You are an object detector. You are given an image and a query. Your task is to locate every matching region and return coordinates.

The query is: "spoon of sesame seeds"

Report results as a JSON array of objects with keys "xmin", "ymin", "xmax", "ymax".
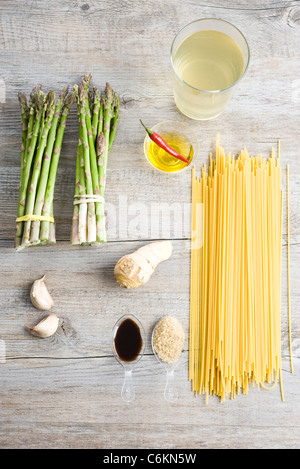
[{"xmin": 151, "ymin": 316, "xmax": 185, "ymax": 403}]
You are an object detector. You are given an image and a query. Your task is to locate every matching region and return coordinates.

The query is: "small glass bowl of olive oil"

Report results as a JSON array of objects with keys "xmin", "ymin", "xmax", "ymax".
[{"xmin": 143, "ymin": 121, "xmax": 198, "ymax": 174}]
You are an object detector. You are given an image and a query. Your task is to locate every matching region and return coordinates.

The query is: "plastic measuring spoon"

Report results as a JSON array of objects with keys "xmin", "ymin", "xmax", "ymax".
[
  {"xmin": 112, "ymin": 314, "xmax": 145, "ymax": 403},
  {"xmin": 151, "ymin": 321, "xmax": 182, "ymax": 403}
]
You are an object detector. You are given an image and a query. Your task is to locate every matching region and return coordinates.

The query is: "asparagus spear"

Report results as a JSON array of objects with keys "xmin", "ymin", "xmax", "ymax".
[
  {"xmin": 97, "ymin": 97, "xmax": 104, "ymax": 140},
  {"xmin": 76, "ymin": 81, "xmax": 97, "ymax": 243},
  {"xmin": 48, "ymin": 200, "xmax": 56, "ymax": 244},
  {"xmin": 21, "ymin": 89, "xmax": 36, "ymax": 177},
  {"xmin": 24, "ymin": 85, "xmax": 42, "ymax": 145},
  {"xmin": 81, "ymin": 75, "xmax": 104, "ymax": 243},
  {"xmin": 78, "ymin": 141, "xmax": 88, "ymax": 244},
  {"xmin": 101, "ymin": 83, "xmax": 115, "ymax": 178},
  {"xmin": 109, "ymin": 91, "xmax": 120, "ymax": 150},
  {"xmin": 18, "ymin": 90, "xmax": 29, "ymax": 183},
  {"xmin": 91, "ymin": 88, "xmax": 101, "ymax": 142},
  {"xmin": 29, "ymin": 87, "xmax": 69, "ymax": 244},
  {"xmin": 95, "ymin": 83, "xmax": 115, "ymax": 242},
  {"xmin": 72, "ymin": 84, "xmax": 88, "ymax": 244},
  {"xmin": 71, "ymin": 141, "xmax": 81, "ymax": 245},
  {"xmin": 39, "ymin": 91, "xmax": 75, "ymax": 242},
  {"xmin": 37, "ymin": 91, "xmax": 47, "ymax": 149},
  {"xmin": 96, "ymin": 131, "xmax": 107, "ymax": 241},
  {"xmin": 15, "ymin": 91, "xmax": 43, "ymax": 248},
  {"xmin": 88, "ymin": 87, "xmax": 95, "ymax": 113},
  {"xmin": 15, "ymin": 88, "xmax": 39, "ymax": 247}
]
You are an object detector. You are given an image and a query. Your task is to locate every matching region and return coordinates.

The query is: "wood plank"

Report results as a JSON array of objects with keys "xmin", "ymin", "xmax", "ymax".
[
  {"xmin": 0, "ymin": 355, "xmax": 299, "ymax": 448},
  {"xmin": 0, "ymin": 0, "xmax": 299, "ymax": 450}
]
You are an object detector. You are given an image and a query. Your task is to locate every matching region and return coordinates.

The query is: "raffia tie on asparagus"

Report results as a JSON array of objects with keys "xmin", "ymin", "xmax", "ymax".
[
  {"xmin": 71, "ymin": 74, "xmax": 120, "ymax": 245},
  {"xmin": 15, "ymin": 85, "xmax": 75, "ymax": 250}
]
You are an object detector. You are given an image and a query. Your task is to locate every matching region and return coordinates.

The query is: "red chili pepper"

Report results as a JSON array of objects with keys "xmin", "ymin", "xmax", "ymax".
[{"xmin": 140, "ymin": 120, "xmax": 191, "ymax": 165}]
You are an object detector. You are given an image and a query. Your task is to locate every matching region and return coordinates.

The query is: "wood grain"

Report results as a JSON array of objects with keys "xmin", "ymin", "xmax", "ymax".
[{"xmin": 0, "ymin": 0, "xmax": 299, "ymax": 449}]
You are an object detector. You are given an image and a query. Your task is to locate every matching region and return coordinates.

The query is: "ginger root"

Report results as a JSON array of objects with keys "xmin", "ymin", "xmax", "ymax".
[{"xmin": 114, "ymin": 240, "xmax": 173, "ymax": 289}]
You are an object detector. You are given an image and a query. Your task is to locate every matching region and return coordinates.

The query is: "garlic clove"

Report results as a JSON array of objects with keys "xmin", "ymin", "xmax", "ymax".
[
  {"xmin": 25, "ymin": 314, "xmax": 59, "ymax": 339},
  {"xmin": 30, "ymin": 275, "xmax": 54, "ymax": 310}
]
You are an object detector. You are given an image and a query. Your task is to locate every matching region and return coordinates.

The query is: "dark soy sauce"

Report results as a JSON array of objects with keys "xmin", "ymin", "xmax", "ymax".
[{"xmin": 114, "ymin": 318, "xmax": 143, "ymax": 362}]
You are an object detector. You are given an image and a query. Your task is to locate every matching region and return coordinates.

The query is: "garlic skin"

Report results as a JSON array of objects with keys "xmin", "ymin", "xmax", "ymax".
[
  {"xmin": 30, "ymin": 275, "xmax": 54, "ymax": 310},
  {"xmin": 25, "ymin": 314, "xmax": 59, "ymax": 339}
]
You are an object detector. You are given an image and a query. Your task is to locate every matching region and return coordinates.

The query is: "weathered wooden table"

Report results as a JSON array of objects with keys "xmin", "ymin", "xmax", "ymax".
[{"xmin": 0, "ymin": 0, "xmax": 299, "ymax": 449}]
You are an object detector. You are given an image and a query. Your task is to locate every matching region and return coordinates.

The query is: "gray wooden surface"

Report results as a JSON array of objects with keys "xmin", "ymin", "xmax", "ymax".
[{"xmin": 0, "ymin": 0, "xmax": 299, "ymax": 449}]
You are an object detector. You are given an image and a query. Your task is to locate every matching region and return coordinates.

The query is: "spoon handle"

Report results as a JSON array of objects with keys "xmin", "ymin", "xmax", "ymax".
[
  {"xmin": 164, "ymin": 369, "xmax": 178, "ymax": 403},
  {"xmin": 121, "ymin": 369, "xmax": 135, "ymax": 403}
]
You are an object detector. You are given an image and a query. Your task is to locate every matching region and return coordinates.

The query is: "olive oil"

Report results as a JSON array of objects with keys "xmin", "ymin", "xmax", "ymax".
[
  {"xmin": 148, "ymin": 132, "xmax": 193, "ymax": 172},
  {"xmin": 174, "ymin": 30, "xmax": 245, "ymax": 91}
]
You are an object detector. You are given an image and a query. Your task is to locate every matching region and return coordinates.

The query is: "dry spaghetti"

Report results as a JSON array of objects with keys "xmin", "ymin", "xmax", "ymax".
[{"xmin": 190, "ymin": 139, "xmax": 284, "ymax": 402}]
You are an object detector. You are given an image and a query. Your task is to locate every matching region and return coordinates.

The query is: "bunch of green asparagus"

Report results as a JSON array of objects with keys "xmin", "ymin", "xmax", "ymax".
[
  {"xmin": 71, "ymin": 74, "xmax": 120, "ymax": 245},
  {"xmin": 15, "ymin": 85, "xmax": 75, "ymax": 250}
]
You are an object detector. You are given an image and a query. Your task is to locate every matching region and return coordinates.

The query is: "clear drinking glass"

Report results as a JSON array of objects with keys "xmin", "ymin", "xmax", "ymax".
[{"xmin": 170, "ymin": 18, "xmax": 250, "ymax": 120}]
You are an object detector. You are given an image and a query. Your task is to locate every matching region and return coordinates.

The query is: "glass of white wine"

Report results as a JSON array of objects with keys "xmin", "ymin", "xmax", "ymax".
[{"xmin": 170, "ymin": 18, "xmax": 250, "ymax": 120}]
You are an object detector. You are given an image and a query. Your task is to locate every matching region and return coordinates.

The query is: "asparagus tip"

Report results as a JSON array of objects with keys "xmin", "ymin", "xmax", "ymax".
[
  {"xmin": 45, "ymin": 90, "xmax": 56, "ymax": 118},
  {"xmin": 82, "ymin": 73, "xmax": 92, "ymax": 90},
  {"xmin": 59, "ymin": 86, "xmax": 69, "ymax": 101},
  {"xmin": 104, "ymin": 83, "xmax": 113, "ymax": 110},
  {"xmin": 46, "ymin": 90, "xmax": 56, "ymax": 104},
  {"xmin": 114, "ymin": 91, "xmax": 120, "ymax": 111},
  {"xmin": 105, "ymin": 82, "xmax": 113, "ymax": 95},
  {"xmin": 65, "ymin": 90, "xmax": 76, "ymax": 108},
  {"xmin": 18, "ymin": 90, "xmax": 28, "ymax": 108}
]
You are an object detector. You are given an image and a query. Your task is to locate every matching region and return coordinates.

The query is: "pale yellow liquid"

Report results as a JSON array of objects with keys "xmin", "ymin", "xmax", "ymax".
[{"xmin": 174, "ymin": 30, "xmax": 245, "ymax": 91}]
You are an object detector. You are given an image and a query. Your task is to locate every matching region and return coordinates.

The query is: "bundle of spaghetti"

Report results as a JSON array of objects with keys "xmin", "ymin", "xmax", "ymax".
[{"xmin": 190, "ymin": 140, "xmax": 283, "ymax": 402}]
